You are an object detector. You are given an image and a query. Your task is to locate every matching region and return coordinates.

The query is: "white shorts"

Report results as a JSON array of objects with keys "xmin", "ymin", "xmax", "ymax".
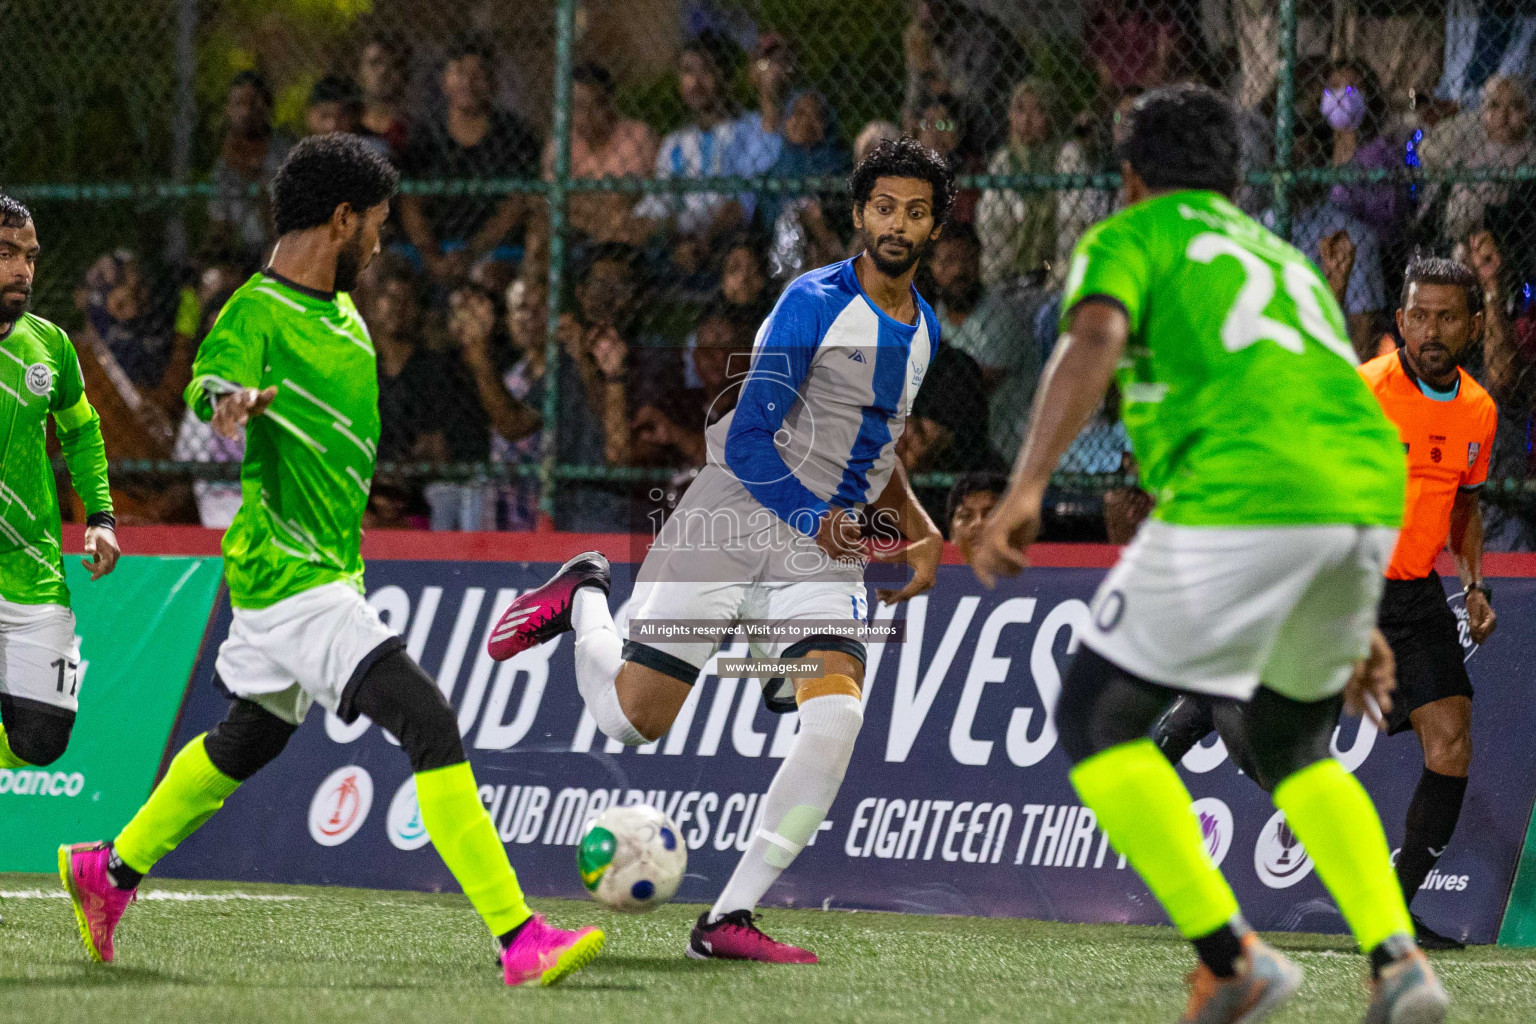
[
  {"xmin": 0, "ymin": 599, "xmax": 83, "ymax": 714},
  {"xmin": 215, "ymin": 582, "xmax": 403, "ymax": 725},
  {"xmin": 1082, "ymin": 521, "xmax": 1397, "ymax": 703},
  {"xmin": 625, "ymin": 466, "xmax": 868, "ymax": 710}
]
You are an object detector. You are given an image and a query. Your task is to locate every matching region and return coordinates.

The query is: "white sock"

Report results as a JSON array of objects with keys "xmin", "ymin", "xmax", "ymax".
[
  {"xmin": 572, "ymin": 587, "xmax": 646, "ymax": 746},
  {"xmin": 709, "ymin": 693, "xmax": 863, "ymax": 921}
]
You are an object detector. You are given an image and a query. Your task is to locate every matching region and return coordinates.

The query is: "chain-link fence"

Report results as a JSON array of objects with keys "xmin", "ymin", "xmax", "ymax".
[{"xmin": 9, "ymin": 0, "xmax": 1536, "ymax": 546}]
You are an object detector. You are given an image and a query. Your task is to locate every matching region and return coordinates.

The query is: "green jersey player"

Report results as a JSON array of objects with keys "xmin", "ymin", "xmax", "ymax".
[
  {"xmin": 59, "ymin": 135, "xmax": 604, "ymax": 987},
  {"xmin": 0, "ymin": 194, "xmax": 120, "ymax": 772},
  {"xmin": 972, "ymin": 87, "xmax": 1446, "ymax": 1024}
]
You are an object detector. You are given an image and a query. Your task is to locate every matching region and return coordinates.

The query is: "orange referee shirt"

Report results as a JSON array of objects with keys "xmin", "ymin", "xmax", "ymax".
[{"xmin": 1359, "ymin": 351, "xmax": 1498, "ymax": 580}]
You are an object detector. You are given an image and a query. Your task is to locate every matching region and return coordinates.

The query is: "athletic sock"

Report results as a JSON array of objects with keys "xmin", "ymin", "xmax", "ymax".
[
  {"xmin": 497, "ymin": 918, "xmax": 532, "ymax": 951},
  {"xmin": 571, "ymin": 587, "xmax": 645, "ymax": 746},
  {"xmin": 1069, "ymin": 738, "xmax": 1241, "ymax": 939},
  {"xmin": 105, "ymin": 845, "xmax": 145, "ymax": 891},
  {"xmin": 1272, "ymin": 759, "xmax": 1414, "ymax": 951},
  {"xmin": 113, "ymin": 734, "xmax": 240, "ymax": 877},
  {"xmin": 0, "ymin": 725, "xmax": 30, "ymax": 768},
  {"xmin": 709, "ymin": 685, "xmax": 863, "ymax": 921},
  {"xmin": 1395, "ymin": 768, "xmax": 1468, "ymax": 906},
  {"xmin": 415, "ymin": 761, "xmax": 532, "ymax": 936},
  {"xmin": 1192, "ymin": 921, "xmax": 1246, "ymax": 978}
]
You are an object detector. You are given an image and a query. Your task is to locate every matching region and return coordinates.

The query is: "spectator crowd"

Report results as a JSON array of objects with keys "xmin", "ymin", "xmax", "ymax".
[{"xmin": 69, "ymin": 0, "xmax": 1536, "ymax": 547}]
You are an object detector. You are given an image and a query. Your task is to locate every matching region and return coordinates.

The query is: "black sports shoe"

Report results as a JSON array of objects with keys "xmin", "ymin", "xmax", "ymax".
[
  {"xmin": 1412, "ymin": 915, "xmax": 1466, "ymax": 951},
  {"xmin": 686, "ymin": 909, "xmax": 818, "ymax": 963},
  {"xmin": 487, "ymin": 551, "xmax": 611, "ymax": 661}
]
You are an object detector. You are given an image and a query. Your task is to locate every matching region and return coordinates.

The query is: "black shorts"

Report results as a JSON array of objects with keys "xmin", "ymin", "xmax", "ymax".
[{"xmin": 1378, "ymin": 573, "xmax": 1474, "ymax": 736}]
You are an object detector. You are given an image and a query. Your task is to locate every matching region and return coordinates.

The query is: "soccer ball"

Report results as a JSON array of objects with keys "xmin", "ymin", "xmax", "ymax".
[{"xmin": 577, "ymin": 804, "xmax": 687, "ymax": 912}]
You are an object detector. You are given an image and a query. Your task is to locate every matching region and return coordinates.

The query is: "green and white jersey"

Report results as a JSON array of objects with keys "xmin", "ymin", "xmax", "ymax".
[
  {"xmin": 0, "ymin": 313, "xmax": 112, "ymax": 607},
  {"xmin": 1061, "ymin": 190, "xmax": 1405, "ymax": 528},
  {"xmin": 188, "ymin": 272, "xmax": 379, "ymax": 610}
]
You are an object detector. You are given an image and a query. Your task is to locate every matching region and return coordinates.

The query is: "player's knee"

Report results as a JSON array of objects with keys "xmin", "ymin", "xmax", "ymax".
[
  {"xmin": 347, "ymin": 649, "xmax": 466, "ymax": 773},
  {"xmin": 4, "ymin": 713, "xmax": 73, "ymax": 766},
  {"xmin": 1424, "ymin": 730, "xmax": 1472, "ymax": 777},
  {"xmin": 1056, "ymin": 647, "xmax": 1174, "ymax": 764},
  {"xmin": 204, "ymin": 697, "xmax": 298, "ymax": 781}
]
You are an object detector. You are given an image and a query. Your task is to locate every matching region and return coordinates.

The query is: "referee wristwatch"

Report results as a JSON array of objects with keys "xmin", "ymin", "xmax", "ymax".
[{"xmin": 1465, "ymin": 582, "xmax": 1493, "ymax": 602}]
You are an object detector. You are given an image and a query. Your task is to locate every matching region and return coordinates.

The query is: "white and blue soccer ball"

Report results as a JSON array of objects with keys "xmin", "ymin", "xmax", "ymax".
[{"xmin": 577, "ymin": 804, "xmax": 687, "ymax": 912}]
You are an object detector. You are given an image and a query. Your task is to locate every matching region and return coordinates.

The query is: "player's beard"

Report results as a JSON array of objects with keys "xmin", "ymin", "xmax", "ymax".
[
  {"xmin": 0, "ymin": 284, "xmax": 30, "ymax": 325},
  {"xmin": 333, "ymin": 229, "xmax": 368, "ymax": 293},
  {"xmin": 868, "ymin": 232, "xmax": 932, "ymax": 278}
]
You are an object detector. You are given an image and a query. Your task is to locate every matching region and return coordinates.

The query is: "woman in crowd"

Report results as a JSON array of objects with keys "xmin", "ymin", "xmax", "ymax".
[
  {"xmin": 761, "ymin": 90, "xmax": 850, "ymax": 282},
  {"xmin": 1320, "ymin": 60, "xmax": 1404, "ymax": 242},
  {"xmin": 977, "ymin": 77, "xmax": 1062, "ymax": 286}
]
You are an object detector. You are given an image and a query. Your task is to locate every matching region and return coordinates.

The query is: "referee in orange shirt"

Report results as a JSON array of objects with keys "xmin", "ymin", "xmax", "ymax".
[{"xmin": 1153, "ymin": 256, "xmax": 1498, "ymax": 949}]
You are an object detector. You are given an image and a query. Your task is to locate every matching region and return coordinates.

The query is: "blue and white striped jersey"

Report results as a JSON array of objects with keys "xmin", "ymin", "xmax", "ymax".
[{"xmin": 706, "ymin": 257, "xmax": 940, "ymax": 535}]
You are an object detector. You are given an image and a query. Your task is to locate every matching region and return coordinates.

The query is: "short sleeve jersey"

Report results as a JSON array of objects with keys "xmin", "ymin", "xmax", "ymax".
[
  {"xmin": 187, "ymin": 273, "xmax": 380, "ymax": 609},
  {"xmin": 0, "ymin": 314, "xmax": 112, "ymax": 606},
  {"xmin": 1061, "ymin": 190, "xmax": 1405, "ymax": 527},
  {"xmin": 1360, "ymin": 351, "xmax": 1498, "ymax": 579}
]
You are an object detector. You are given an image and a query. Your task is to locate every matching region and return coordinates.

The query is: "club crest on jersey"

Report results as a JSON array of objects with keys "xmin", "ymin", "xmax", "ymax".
[
  {"xmin": 1468, "ymin": 442, "xmax": 1480, "ymax": 467},
  {"xmin": 25, "ymin": 363, "xmax": 51, "ymax": 397}
]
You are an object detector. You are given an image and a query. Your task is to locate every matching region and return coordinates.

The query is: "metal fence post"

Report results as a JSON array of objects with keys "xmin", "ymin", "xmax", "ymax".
[
  {"xmin": 166, "ymin": 0, "xmax": 197, "ymax": 265},
  {"xmin": 1273, "ymin": 0, "xmax": 1298, "ymax": 238},
  {"xmin": 539, "ymin": 0, "xmax": 577, "ymax": 528}
]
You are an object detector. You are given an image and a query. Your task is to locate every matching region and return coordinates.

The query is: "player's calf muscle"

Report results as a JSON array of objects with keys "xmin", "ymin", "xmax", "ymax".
[{"xmin": 614, "ymin": 662, "xmax": 693, "ymax": 742}]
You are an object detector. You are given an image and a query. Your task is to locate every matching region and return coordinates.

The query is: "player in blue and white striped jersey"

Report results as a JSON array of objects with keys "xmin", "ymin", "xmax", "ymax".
[{"xmin": 491, "ymin": 138, "xmax": 955, "ymax": 963}]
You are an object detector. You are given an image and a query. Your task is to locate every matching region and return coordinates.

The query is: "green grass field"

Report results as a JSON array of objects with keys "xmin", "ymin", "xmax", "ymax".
[{"xmin": 4, "ymin": 873, "xmax": 1536, "ymax": 1023}]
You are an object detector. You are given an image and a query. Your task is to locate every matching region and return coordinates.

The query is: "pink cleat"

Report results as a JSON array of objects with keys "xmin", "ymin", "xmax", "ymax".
[
  {"xmin": 58, "ymin": 842, "xmax": 136, "ymax": 963},
  {"xmin": 686, "ymin": 910, "xmax": 819, "ymax": 964},
  {"xmin": 488, "ymin": 551, "xmax": 611, "ymax": 661},
  {"xmin": 501, "ymin": 914, "xmax": 606, "ymax": 987}
]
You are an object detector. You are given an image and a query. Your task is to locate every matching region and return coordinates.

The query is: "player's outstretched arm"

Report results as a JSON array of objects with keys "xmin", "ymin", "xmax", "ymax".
[
  {"xmin": 972, "ymin": 299, "xmax": 1128, "ymax": 587},
  {"xmin": 868, "ymin": 460, "xmax": 941, "ymax": 605}
]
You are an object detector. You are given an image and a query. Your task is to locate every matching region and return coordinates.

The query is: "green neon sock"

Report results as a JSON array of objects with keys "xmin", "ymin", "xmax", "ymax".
[
  {"xmin": 1071, "ymin": 738, "xmax": 1241, "ymax": 938},
  {"xmin": 114, "ymin": 734, "xmax": 240, "ymax": 875},
  {"xmin": 416, "ymin": 761, "xmax": 532, "ymax": 936},
  {"xmin": 1273, "ymin": 758, "xmax": 1413, "ymax": 951},
  {"xmin": 0, "ymin": 725, "xmax": 31, "ymax": 768}
]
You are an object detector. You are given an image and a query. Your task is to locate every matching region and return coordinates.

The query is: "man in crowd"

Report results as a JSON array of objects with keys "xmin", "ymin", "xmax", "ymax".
[
  {"xmin": 925, "ymin": 222, "xmax": 1042, "ymax": 464},
  {"xmin": 207, "ymin": 71, "xmax": 293, "ymax": 265},
  {"xmin": 358, "ymin": 34, "xmax": 413, "ymax": 161},
  {"xmin": 399, "ymin": 37, "xmax": 540, "ymax": 285}
]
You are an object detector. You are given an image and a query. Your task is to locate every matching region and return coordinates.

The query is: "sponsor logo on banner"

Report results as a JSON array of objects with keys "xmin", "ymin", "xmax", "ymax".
[
  {"xmin": 1191, "ymin": 797, "xmax": 1233, "ymax": 867},
  {"xmin": 386, "ymin": 777, "xmax": 431, "ymax": 851},
  {"xmin": 0, "ymin": 769, "xmax": 85, "ymax": 797},
  {"xmin": 309, "ymin": 765, "xmax": 373, "ymax": 847},
  {"xmin": 1254, "ymin": 810, "xmax": 1314, "ymax": 889}
]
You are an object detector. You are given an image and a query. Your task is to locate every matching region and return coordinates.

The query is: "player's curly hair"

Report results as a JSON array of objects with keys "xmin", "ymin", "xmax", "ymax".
[
  {"xmin": 1116, "ymin": 84, "xmax": 1241, "ymax": 198},
  {"xmin": 270, "ymin": 133, "xmax": 399, "ymax": 236},
  {"xmin": 849, "ymin": 135, "xmax": 957, "ymax": 227},
  {"xmin": 0, "ymin": 194, "xmax": 32, "ymax": 229},
  {"xmin": 1401, "ymin": 255, "xmax": 1483, "ymax": 316}
]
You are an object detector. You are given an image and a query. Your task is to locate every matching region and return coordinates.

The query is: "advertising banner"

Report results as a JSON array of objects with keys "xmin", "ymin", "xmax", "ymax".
[
  {"xmin": 157, "ymin": 560, "xmax": 1536, "ymax": 945},
  {"xmin": 0, "ymin": 557, "xmax": 224, "ymax": 872}
]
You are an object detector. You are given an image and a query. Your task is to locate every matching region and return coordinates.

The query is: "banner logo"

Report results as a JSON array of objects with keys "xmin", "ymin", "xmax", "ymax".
[
  {"xmin": 1254, "ymin": 810, "xmax": 1314, "ymax": 888},
  {"xmin": 386, "ymin": 776, "xmax": 431, "ymax": 851},
  {"xmin": 309, "ymin": 765, "xmax": 373, "ymax": 847},
  {"xmin": 1191, "ymin": 797, "xmax": 1233, "ymax": 867}
]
